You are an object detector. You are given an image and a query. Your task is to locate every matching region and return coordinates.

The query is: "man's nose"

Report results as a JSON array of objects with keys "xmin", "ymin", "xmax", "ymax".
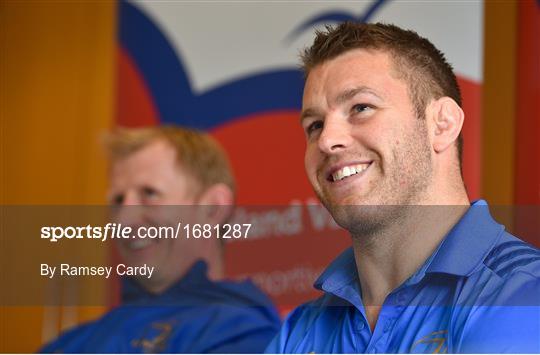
[
  {"xmin": 112, "ymin": 192, "xmax": 144, "ymax": 226},
  {"xmin": 113, "ymin": 205, "xmax": 146, "ymax": 227},
  {"xmin": 317, "ymin": 115, "xmax": 352, "ymax": 154},
  {"xmin": 121, "ymin": 191, "xmax": 140, "ymax": 206}
]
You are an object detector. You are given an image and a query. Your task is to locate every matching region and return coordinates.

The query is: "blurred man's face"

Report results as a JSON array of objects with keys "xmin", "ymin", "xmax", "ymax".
[
  {"xmin": 108, "ymin": 139, "xmax": 202, "ymax": 291},
  {"xmin": 301, "ymin": 49, "xmax": 433, "ymax": 234}
]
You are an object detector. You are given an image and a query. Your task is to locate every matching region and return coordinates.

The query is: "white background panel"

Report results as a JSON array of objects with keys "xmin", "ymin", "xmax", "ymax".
[{"xmin": 133, "ymin": 0, "xmax": 483, "ymax": 93}]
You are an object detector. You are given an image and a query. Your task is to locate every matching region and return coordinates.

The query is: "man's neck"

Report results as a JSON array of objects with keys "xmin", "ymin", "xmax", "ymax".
[{"xmin": 351, "ymin": 197, "xmax": 469, "ymax": 330}]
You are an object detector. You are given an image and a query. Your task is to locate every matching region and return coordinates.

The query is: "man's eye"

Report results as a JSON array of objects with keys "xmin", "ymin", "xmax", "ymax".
[
  {"xmin": 111, "ymin": 194, "xmax": 124, "ymax": 206},
  {"xmin": 352, "ymin": 104, "xmax": 371, "ymax": 113},
  {"xmin": 306, "ymin": 121, "xmax": 323, "ymax": 135},
  {"xmin": 142, "ymin": 187, "xmax": 158, "ymax": 199}
]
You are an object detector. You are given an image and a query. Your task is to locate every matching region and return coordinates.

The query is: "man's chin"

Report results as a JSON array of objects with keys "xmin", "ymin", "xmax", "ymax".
[
  {"xmin": 131, "ymin": 273, "xmax": 166, "ymax": 294},
  {"xmin": 130, "ymin": 257, "xmax": 159, "ymax": 266},
  {"xmin": 119, "ymin": 253, "xmax": 160, "ymax": 269},
  {"xmin": 318, "ymin": 186, "xmax": 376, "ymax": 205},
  {"xmin": 326, "ymin": 203, "xmax": 407, "ymax": 236}
]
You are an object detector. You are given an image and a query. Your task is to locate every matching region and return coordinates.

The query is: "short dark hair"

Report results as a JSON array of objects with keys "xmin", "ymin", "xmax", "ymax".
[{"xmin": 301, "ymin": 22, "xmax": 463, "ymax": 165}]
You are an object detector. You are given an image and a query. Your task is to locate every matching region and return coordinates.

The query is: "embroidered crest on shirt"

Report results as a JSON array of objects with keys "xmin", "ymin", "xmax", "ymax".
[
  {"xmin": 411, "ymin": 330, "xmax": 448, "ymax": 353},
  {"xmin": 132, "ymin": 320, "xmax": 176, "ymax": 353}
]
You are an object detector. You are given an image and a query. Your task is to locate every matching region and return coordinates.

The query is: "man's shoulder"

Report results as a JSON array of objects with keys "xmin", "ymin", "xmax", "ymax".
[
  {"xmin": 211, "ymin": 277, "xmax": 277, "ymax": 307},
  {"xmin": 450, "ymin": 231, "xmax": 540, "ymax": 352},
  {"xmin": 480, "ymin": 231, "xmax": 540, "ymax": 281},
  {"xmin": 194, "ymin": 278, "xmax": 281, "ymax": 326},
  {"xmin": 181, "ymin": 276, "xmax": 281, "ymax": 326},
  {"xmin": 40, "ymin": 319, "xmax": 98, "ymax": 353},
  {"xmin": 458, "ymin": 231, "xmax": 540, "ymax": 306}
]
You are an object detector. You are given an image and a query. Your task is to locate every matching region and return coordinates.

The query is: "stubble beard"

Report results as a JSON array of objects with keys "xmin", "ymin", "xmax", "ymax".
[{"xmin": 317, "ymin": 119, "xmax": 433, "ymax": 242}]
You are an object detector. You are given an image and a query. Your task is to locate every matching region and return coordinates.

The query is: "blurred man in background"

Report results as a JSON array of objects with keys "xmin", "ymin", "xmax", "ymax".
[{"xmin": 42, "ymin": 125, "xmax": 280, "ymax": 353}]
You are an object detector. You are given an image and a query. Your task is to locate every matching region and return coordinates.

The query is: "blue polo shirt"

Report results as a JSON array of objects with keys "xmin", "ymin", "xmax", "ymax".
[
  {"xmin": 266, "ymin": 201, "xmax": 540, "ymax": 353},
  {"xmin": 42, "ymin": 261, "xmax": 281, "ymax": 353}
]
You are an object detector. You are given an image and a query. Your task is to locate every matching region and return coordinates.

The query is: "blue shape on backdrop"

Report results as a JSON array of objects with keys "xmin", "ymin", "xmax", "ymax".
[
  {"xmin": 118, "ymin": 0, "xmax": 387, "ymax": 130},
  {"xmin": 285, "ymin": 0, "xmax": 388, "ymax": 43}
]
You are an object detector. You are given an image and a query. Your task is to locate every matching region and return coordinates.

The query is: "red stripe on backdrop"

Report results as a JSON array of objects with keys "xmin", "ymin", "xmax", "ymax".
[
  {"xmin": 211, "ymin": 111, "xmax": 315, "ymax": 205},
  {"xmin": 515, "ymin": 0, "xmax": 539, "ymax": 246},
  {"xmin": 516, "ymin": 0, "xmax": 540, "ymax": 205},
  {"xmin": 116, "ymin": 46, "xmax": 159, "ymax": 127},
  {"xmin": 457, "ymin": 77, "xmax": 482, "ymax": 201}
]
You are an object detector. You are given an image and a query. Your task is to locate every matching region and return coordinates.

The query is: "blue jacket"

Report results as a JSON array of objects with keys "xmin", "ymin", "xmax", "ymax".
[
  {"xmin": 42, "ymin": 261, "xmax": 281, "ymax": 353},
  {"xmin": 266, "ymin": 201, "xmax": 540, "ymax": 353}
]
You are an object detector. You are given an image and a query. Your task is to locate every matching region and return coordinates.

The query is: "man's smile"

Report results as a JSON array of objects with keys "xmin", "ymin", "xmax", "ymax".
[
  {"xmin": 125, "ymin": 238, "xmax": 156, "ymax": 250},
  {"xmin": 326, "ymin": 161, "xmax": 373, "ymax": 183}
]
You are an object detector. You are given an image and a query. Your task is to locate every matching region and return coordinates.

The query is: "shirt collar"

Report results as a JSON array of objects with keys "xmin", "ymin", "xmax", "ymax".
[
  {"xmin": 314, "ymin": 200, "xmax": 504, "ymax": 294},
  {"xmin": 425, "ymin": 200, "xmax": 504, "ymax": 276},
  {"xmin": 314, "ymin": 247, "xmax": 357, "ymax": 293},
  {"xmin": 121, "ymin": 260, "xmax": 209, "ymax": 304},
  {"xmin": 313, "ymin": 247, "xmax": 364, "ymax": 311}
]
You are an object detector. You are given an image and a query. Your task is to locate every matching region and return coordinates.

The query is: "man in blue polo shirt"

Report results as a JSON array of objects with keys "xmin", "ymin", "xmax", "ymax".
[
  {"xmin": 266, "ymin": 22, "xmax": 539, "ymax": 353},
  {"xmin": 41, "ymin": 126, "xmax": 280, "ymax": 353}
]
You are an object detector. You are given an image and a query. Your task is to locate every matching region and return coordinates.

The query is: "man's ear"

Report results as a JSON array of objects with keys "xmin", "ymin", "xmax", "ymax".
[
  {"xmin": 196, "ymin": 183, "xmax": 234, "ymax": 224},
  {"xmin": 427, "ymin": 97, "xmax": 464, "ymax": 154}
]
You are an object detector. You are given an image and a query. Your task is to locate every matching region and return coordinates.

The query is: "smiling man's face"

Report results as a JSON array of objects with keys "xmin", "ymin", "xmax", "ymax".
[
  {"xmin": 302, "ymin": 49, "xmax": 434, "ymax": 233},
  {"xmin": 108, "ymin": 139, "xmax": 202, "ymax": 291}
]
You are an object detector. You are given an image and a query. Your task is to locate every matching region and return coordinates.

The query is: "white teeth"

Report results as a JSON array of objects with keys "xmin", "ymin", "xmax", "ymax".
[
  {"xmin": 332, "ymin": 163, "xmax": 370, "ymax": 182},
  {"xmin": 356, "ymin": 164, "xmax": 368, "ymax": 173},
  {"xmin": 128, "ymin": 238, "xmax": 153, "ymax": 250}
]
